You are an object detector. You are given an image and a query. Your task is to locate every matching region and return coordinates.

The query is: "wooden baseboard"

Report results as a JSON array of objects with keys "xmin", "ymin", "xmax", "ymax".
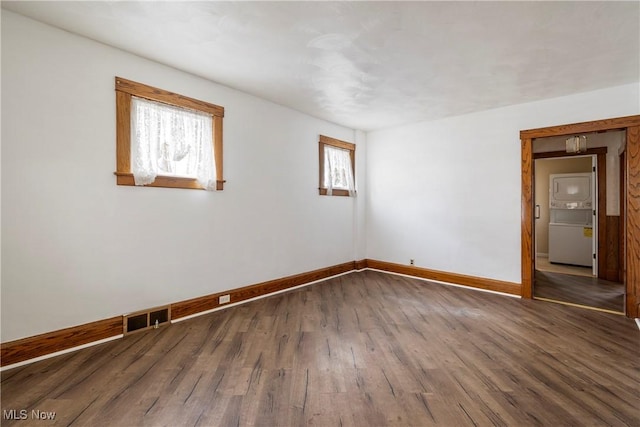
[
  {"xmin": 354, "ymin": 259, "xmax": 367, "ymax": 270},
  {"xmin": 365, "ymin": 259, "xmax": 521, "ymax": 296},
  {"xmin": 0, "ymin": 316, "xmax": 123, "ymax": 367},
  {"xmin": 171, "ymin": 261, "xmax": 356, "ymax": 320},
  {"xmin": 1, "ymin": 261, "xmax": 358, "ymax": 368},
  {"xmin": 1, "ymin": 259, "xmax": 524, "ymax": 368}
]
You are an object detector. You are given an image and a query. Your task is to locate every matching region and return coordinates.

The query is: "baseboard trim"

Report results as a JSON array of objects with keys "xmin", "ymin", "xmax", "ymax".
[
  {"xmin": 1, "ymin": 335, "xmax": 123, "ymax": 372},
  {"xmin": 0, "ymin": 261, "xmax": 358, "ymax": 368},
  {"xmin": 1, "ymin": 316, "xmax": 123, "ymax": 368},
  {"xmin": 1, "ymin": 259, "xmax": 522, "ymax": 368},
  {"xmin": 365, "ymin": 259, "xmax": 521, "ymax": 296},
  {"xmin": 171, "ymin": 261, "xmax": 356, "ymax": 320},
  {"xmin": 172, "ymin": 269, "xmax": 358, "ymax": 323}
]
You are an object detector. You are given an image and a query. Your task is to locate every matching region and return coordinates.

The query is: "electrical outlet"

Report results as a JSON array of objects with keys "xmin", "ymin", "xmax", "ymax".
[
  {"xmin": 410, "ymin": 259, "xmax": 415, "ymax": 265},
  {"xmin": 219, "ymin": 294, "xmax": 231, "ymax": 304}
]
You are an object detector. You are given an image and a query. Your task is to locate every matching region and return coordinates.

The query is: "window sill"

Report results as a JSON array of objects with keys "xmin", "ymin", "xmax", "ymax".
[
  {"xmin": 318, "ymin": 188, "xmax": 353, "ymax": 197},
  {"xmin": 114, "ymin": 172, "xmax": 225, "ymax": 190}
]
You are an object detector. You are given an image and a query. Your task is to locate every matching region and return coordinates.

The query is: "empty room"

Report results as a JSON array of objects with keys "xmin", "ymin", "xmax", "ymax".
[{"xmin": 1, "ymin": 2, "xmax": 639, "ymax": 426}]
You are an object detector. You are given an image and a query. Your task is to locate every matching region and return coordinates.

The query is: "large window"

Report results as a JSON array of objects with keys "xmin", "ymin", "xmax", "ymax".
[
  {"xmin": 319, "ymin": 135, "xmax": 356, "ymax": 196},
  {"xmin": 115, "ymin": 77, "xmax": 225, "ymax": 190}
]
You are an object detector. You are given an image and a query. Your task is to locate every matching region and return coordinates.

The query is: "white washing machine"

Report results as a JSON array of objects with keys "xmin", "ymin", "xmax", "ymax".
[
  {"xmin": 548, "ymin": 222, "xmax": 593, "ymax": 267},
  {"xmin": 547, "ymin": 172, "xmax": 594, "ymax": 268}
]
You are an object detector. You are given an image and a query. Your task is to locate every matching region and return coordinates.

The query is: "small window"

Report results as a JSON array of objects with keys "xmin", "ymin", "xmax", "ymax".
[
  {"xmin": 318, "ymin": 135, "xmax": 356, "ymax": 196},
  {"xmin": 115, "ymin": 77, "xmax": 225, "ymax": 190}
]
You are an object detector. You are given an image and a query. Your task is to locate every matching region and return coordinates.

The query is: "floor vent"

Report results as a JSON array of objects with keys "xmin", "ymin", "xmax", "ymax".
[{"xmin": 123, "ymin": 305, "xmax": 171, "ymax": 335}]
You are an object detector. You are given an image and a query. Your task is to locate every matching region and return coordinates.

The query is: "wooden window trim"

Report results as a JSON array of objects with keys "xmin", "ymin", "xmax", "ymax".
[
  {"xmin": 115, "ymin": 77, "xmax": 225, "ymax": 190},
  {"xmin": 318, "ymin": 135, "xmax": 355, "ymax": 197}
]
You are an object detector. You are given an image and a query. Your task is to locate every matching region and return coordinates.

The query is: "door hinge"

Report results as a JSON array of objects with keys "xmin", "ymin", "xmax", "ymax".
[
  {"xmin": 593, "ymin": 210, "xmax": 596, "ymax": 216},
  {"xmin": 593, "ymin": 253, "xmax": 596, "ymax": 259},
  {"xmin": 593, "ymin": 166, "xmax": 596, "ymax": 172}
]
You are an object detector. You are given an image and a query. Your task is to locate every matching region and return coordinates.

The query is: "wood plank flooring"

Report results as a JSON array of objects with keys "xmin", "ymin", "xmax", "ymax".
[
  {"xmin": 2, "ymin": 270, "xmax": 638, "ymax": 426},
  {"xmin": 536, "ymin": 257, "xmax": 593, "ymax": 278},
  {"xmin": 534, "ymin": 270, "xmax": 625, "ymax": 313}
]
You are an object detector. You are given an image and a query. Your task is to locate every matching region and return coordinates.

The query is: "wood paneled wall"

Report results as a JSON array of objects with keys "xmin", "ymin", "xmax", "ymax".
[
  {"xmin": 626, "ymin": 125, "xmax": 640, "ymax": 316},
  {"xmin": 605, "ymin": 216, "xmax": 621, "ymax": 282}
]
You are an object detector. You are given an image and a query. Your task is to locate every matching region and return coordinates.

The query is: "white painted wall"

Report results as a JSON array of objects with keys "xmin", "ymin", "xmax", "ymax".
[
  {"xmin": 353, "ymin": 130, "xmax": 367, "ymax": 261},
  {"xmin": 1, "ymin": 11, "xmax": 361, "ymax": 342},
  {"xmin": 365, "ymin": 83, "xmax": 639, "ymax": 283}
]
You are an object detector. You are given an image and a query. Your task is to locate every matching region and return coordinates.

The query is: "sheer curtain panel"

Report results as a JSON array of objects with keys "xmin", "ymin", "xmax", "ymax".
[
  {"xmin": 131, "ymin": 96, "xmax": 216, "ymax": 190},
  {"xmin": 324, "ymin": 145, "xmax": 356, "ymax": 196}
]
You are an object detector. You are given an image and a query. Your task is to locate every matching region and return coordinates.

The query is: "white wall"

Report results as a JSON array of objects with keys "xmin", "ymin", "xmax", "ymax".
[
  {"xmin": 1, "ymin": 11, "xmax": 362, "ymax": 342},
  {"xmin": 353, "ymin": 130, "xmax": 367, "ymax": 261},
  {"xmin": 365, "ymin": 83, "xmax": 639, "ymax": 283}
]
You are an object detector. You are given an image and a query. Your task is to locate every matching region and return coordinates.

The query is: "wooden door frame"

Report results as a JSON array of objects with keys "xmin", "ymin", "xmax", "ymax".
[{"xmin": 520, "ymin": 115, "xmax": 640, "ymax": 318}]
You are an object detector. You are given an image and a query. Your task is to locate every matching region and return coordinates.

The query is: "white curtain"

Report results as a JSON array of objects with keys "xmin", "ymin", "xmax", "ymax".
[
  {"xmin": 324, "ymin": 145, "xmax": 356, "ymax": 196},
  {"xmin": 131, "ymin": 96, "xmax": 216, "ymax": 190}
]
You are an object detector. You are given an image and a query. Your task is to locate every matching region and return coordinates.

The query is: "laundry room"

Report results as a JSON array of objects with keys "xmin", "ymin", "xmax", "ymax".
[
  {"xmin": 535, "ymin": 156, "xmax": 593, "ymax": 273},
  {"xmin": 534, "ymin": 131, "xmax": 624, "ymax": 277}
]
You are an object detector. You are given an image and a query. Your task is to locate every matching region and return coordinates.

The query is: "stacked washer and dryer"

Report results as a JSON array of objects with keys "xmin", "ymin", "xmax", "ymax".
[{"xmin": 548, "ymin": 172, "xmax": 594, "ymax": 268}]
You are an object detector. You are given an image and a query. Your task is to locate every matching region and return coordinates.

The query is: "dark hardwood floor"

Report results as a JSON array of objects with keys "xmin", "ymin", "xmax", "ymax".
[
  {"xmin": 2, "ymin": 270, "xmax": 638, "ymax": 426},
  {"xmin": 534, "ymin": 269, "xmax": 625, "ymax": 313}
]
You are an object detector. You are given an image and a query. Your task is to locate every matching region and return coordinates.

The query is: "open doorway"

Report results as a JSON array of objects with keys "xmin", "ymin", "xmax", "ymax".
[
  {"xmin": 535, "ymin": 156, "xmax": 594, "ymax": 277},
  {"xmin": 521, "ymin": 115, "xmax": 640, "ymax": 318},
  {"xmin": 531, "ymin": 133, "xmax": 625, "ymax": 313},
  {"xmin": 523, "ymin": 126, "xmax": 631, "ymax": 314}
]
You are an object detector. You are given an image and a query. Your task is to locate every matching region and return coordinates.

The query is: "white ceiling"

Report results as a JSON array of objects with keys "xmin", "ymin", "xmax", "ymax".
[{"xmin": 3, "ymin": 1, "xmax": 639, "ymax": 131}]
